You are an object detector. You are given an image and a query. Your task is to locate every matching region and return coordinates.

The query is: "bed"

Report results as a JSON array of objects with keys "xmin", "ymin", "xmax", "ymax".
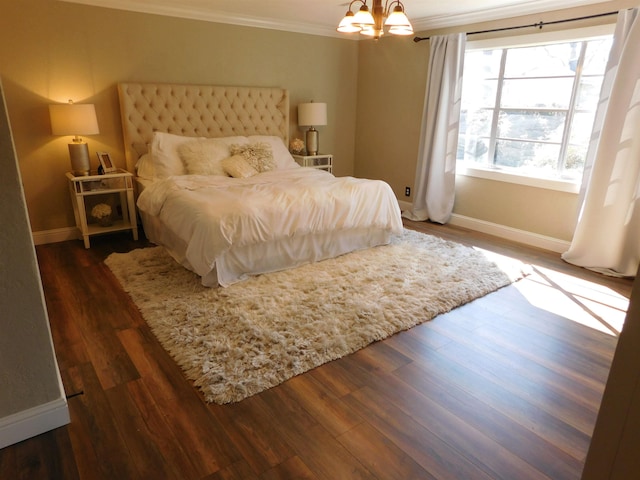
[{"xmin": 118, "ymin": 82, "xmax": 403, "ymax": 287}]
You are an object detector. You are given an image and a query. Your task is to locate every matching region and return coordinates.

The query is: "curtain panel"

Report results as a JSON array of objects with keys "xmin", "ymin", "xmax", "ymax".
[
  {"xmin": 402, "ymin": 33, "xmax": 465, "ymax": 224},
  {"xmin": 562, "ymin": 8, "xmax": 640, "ymax": 277}
]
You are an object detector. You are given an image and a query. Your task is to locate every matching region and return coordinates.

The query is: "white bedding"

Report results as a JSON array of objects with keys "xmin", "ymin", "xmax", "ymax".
[{"xmin": 137, "ymin": 167, "xmax": 403, "ymax": 286}]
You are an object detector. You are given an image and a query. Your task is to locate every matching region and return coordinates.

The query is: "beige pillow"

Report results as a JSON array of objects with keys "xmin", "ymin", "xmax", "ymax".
[
  {"xmin": 221, "ymin": 155, "xmax": 259, "ymax": 178},
  {"xmin": 229, "ymin": 142, "xmax": 276, "ymax": 173},
  {"xmin": 248, "ymin": 135, "xmax": 300, "ymax": 170},
  {"xmin": 149, "ymin": 131, "xmax": 203, "ymax": 178},
  {"xmin": 178, "ymin": 138, "xmax": 231, "ymax": 176}
]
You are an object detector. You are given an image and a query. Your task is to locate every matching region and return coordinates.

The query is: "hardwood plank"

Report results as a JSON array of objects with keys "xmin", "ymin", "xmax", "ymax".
[
  {"xmin": 204, "ymin": 459, "xmax": 261, "ymax": 480},
  {"xmin": 343, "ymin": 386, "xmax": 498, "ymax": 480},
  {"xmin": 64, "ymin": 363, "xmax": 140, "ymax": 479},
  {"xmin": 117, "ymin": 327, "xmax": 240, "ymax": 477},
  {"xmin": 393, "ymin": 343, "xmax": 592, "ymax": 460},
  {"xmin": 390, "ymin": 359, "xmax": 583, "ymax": 480},
  {"xmin": 426, "ymin": 319, "xmax": 602, "ymax": 435},
  {"xmin": 104, "ymin": 380, "xmax": 193, "ymax": 479},
  {"xmin": 260, "ymin": 456, "xmax": 318, "ymax": 480},
  {"xmin": 258, "ymin": 386, "xmax": 375, "ymax": 479},
  {"xmin": 277, "ymin": 374, "xmax": 364, "ymax": 437},
  {"xmin": 208, "ymin": 395, "xmax": 297, "ymax": 475},
  {"xmin": 336, "ymin": 421, "xmax": 434, "ymax": 480}
]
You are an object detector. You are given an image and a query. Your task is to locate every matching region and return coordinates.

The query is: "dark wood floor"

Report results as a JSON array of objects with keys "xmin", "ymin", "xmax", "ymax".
[{"xmin": 1, "ymin": 220, "xmax": 633, "ymax": 479}]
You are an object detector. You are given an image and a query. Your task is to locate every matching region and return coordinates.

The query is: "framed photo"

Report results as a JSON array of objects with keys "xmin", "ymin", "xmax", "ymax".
[{"xmin": 96, "ymin": 151, "xmax": 116, "ymax": 173}]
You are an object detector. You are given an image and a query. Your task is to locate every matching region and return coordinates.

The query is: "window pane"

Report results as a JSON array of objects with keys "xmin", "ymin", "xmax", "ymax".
[
  {"xmin": 461, "ymin": 108, "xmax": 493, "ymax": 137},
  {"xmin": 464, "ymin": 49, "xmax": 502, "ymax": 78},
  {"xmin": 458, "ymin": 108, "xmax": 492, "ymax": 163},
  {"xmin": 501, "ymin": 78, "xmax": 574, "ymax": 109},
  {"xmin": 495, "ymin": 140, "xmax": 561, "ymax": 173},
  {"xmin": 582, "ymin": 38, "xmax": 614, "ymax": 74},
  {"xmin": 498, "ymin": 110, "xmax": 566, "ymax": 142},
  {"xmin": 504, "ymin": 43, "xmax": 580, "ymax": 77},
  {"xmin": 461, "ymin": 79, "xmax": 498, "ymax": 108}
]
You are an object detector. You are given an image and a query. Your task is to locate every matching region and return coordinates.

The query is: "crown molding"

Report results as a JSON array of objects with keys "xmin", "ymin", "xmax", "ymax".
[
  {"xmin": 412, "ymin": 0, "xmax": 609, "ymax": 31},
  {"xmin": 60, "ymin": 0, "xmax": 611, "ymax": 38},
  {"xmin": 59, "ymin": 0, "xmax": 346, "ymax": 38}
]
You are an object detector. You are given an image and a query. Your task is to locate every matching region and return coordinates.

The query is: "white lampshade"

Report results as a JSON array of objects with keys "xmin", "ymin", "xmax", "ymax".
[
  {"xmin": 49, "ymin": 102, "xmax": 99, "ymax": 137},
  {"xmin": 298, "ymin": 102, "xmax": 327, "ymax": 127},
  {"xmin": 298, "ymin": 102, "xmax": 327, "ymax": 156},
  {"xmin": 49, "ymin": 100, "xmax": 100, "ymax": 176}
]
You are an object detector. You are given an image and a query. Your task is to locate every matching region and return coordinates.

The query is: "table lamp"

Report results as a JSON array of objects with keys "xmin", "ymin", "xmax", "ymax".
[
  {"xmin": 298, "ymin": 102, "xmax": 327, "ymax": 155},
  {"xmin": 49, "ymin": 100, "xmax": 99, "ymax": 175}
]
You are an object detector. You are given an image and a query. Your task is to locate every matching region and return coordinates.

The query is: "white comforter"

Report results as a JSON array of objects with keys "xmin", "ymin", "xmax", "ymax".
[{"xmin": 137, "ymin": 168, "xmax": 403, "ymax": 285}]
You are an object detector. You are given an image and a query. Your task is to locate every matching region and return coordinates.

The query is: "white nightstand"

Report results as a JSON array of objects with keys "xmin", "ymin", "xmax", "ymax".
[
  {"xmin": 292, "ymin": 153, "xmax": 333, "ymax": 173},
  {"xmin": 66, "ymin": 168, "xmax": 138, "ymax": 248}
]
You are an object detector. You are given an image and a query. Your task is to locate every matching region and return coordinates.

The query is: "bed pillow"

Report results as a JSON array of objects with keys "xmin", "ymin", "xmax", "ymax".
[
  {"xmin": 221, "ymin": 154, "xmax": 258, "ymax": 178},
  {"xmin": 149, "ymin": 131, "xmax": 203, "ymax": 178},
  {"xmin": 229, "ymin": 142, "xmax": 276, "ymax": 173},
  {"xmin": 135, "ymin": 153, "xmax": 155, "ymax": 180},
  {"xmin": 248, "ymin": 135, "xmax": 300, "ymax": 170},
  {"xmin": 178, "ymin": 138, "xmax": 230, "ymax": 176}
]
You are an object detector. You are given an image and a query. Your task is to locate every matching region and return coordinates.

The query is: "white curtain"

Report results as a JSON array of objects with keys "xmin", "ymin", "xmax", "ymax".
[
  {"xmin": 562, "ymin": 8, "xmax": 640, "ymax": 277},
  {"xmin": 402, "ymin": 33, "xmax": 465, "ymax": 224}
]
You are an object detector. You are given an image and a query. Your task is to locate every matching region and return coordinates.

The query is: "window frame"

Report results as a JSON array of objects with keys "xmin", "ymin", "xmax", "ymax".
[{"xmin": 456, "ymin": 24, "xmax": 615, "ymax": 193}]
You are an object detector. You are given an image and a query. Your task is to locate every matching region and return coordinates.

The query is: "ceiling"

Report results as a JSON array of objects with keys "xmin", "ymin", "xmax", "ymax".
[{"xmin": 62, "ymin": 0, "xmax": 609, "ymax": 37}]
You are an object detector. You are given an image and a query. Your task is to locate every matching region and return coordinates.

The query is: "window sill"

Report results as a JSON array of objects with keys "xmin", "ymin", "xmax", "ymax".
[{"xmin": 456, "ymin": 165, "xmax": 580, "ymax": 194}]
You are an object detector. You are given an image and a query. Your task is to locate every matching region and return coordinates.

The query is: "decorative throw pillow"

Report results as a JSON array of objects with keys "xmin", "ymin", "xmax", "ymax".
[
  {"xmin": 221, "ymin": 155, "xmax": 259, "ymax": 178},
  {"xmin": 248, "ymin": 135, "xmax": 300, "ymax": 170},
  {"xmin": 178, "ymin": 138, "xmax": 230, "ymax": 176},
  {"xmin": 149, "ymin": 131, "xmax": 204, "ymax": 178},
  {"xmin": 229, "ymin": 142, "xmax": 276, "ymax": 173}
]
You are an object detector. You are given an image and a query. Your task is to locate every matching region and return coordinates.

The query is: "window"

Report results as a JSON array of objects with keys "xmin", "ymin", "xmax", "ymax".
[{"xmin": 456, "ymin": 26, "xmax": 614, "ymax": 190}]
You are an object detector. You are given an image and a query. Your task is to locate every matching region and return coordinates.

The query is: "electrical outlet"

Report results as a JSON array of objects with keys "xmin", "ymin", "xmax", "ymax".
[{"xmin": 405, "ymin": 186, "xmax": 411, "ymax": 197}]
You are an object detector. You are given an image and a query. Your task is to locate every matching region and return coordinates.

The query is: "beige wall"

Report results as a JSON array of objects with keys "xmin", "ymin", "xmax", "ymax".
[
  {"xmin": 0, "ymin": 0, "xmax": 358, "ymax": 233},
  {"xmin": 354, "ymin": 0, "xmax": 638, "ymax": 242}
]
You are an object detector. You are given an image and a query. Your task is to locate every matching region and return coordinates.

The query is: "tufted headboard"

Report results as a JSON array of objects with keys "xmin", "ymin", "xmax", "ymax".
[{"xmin": 117, "ymin": 82, "xmax": 290, "ymax": 173}]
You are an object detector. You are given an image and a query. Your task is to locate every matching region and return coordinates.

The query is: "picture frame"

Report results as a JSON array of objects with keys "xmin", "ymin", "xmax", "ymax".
[{"xmin": 96, "ymin": 151, "xmax": 116, "ymax": 173}]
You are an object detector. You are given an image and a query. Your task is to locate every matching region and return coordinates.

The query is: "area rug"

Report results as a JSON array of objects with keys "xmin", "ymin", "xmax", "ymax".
[{"xmin": 105, "ymin": 228, "xmax": 529, "ymax": 404}]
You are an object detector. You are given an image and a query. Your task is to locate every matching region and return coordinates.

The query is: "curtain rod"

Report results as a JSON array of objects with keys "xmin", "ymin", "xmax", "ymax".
[{"xmin": 413, "ymin": 10, "xmax": 618, "ymax": 43}]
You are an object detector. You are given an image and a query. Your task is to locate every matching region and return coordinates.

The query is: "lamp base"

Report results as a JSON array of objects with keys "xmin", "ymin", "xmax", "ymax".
[
  {"xmin": 306, "ymin": 127, "xmax": 319, "ymax": 156},
  {"xmin": 68, "ymin": 142, "xmax": 91, "ymax": 176}
]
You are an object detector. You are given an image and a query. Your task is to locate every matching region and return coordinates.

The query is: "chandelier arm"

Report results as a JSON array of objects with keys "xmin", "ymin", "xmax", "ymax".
[{"xmin": 349, "ymin": 0, "xmax": 368, "ymax": 12}]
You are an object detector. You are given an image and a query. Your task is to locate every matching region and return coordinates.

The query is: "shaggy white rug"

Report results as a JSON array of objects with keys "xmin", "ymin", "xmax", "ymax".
[{"xmin": 105, "ymin": 229, "xmax": 528, "ymax": 404}]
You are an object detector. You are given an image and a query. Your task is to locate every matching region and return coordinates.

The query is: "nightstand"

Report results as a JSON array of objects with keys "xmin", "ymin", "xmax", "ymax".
[
  {"xmin": 66, "ymin": 169, "xmax": 138, "ymax": 248},
  {"xmin": 292, "ymin": 153, "xmax": 333, "ymax": 173}
]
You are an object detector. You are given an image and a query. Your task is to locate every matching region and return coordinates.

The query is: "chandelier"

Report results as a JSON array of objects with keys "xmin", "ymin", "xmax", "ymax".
[{"xmin": 337, "ymin": 0, "xmax": 413, "ymax": 40}]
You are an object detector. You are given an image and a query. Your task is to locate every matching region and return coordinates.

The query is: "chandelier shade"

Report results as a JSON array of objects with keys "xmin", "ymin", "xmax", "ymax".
[{"xmin": 337, "ymin": 0, "xmax": 413, "ymax": 39}]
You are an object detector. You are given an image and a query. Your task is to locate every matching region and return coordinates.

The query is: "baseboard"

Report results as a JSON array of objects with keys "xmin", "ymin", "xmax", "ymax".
[
  {"xmin": 0, "ymin": 397, "xmax": 70, "ymax": 449},
  {"xmin": 32, "ymin": 227, "xmax": 78, "ymax": 245},
  {"xmin": 449, "ymin": 214, "xmax": 570, "ymax": 253},
  {"xmin": 399, "ymin": 201, "xmax": 570, "ymax": 253},
  {"xmin": 398, "ymin": 200, "xmax": 412, "ymax": 212}
]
